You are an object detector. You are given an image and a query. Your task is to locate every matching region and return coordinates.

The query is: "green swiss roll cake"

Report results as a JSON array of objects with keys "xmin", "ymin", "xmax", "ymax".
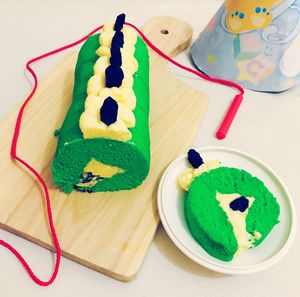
[
  {"xmin": 52, "ymin": 14, "xmax": 150, "ymax": 193},
  {"xmin": 178, "ymin": 149, "xmax": 280, "ymax": 262}
]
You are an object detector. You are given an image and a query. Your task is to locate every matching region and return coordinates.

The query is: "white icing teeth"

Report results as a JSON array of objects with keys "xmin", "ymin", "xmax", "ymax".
[
  {"xmin": 96, "ymin": 45, "xmax": 111, "ymax": 57},
  {"xmin": 87, "ymin": 74, "xmax": 106, "ymax": 95},
  {"xmin": 120, "ymin": 68, "xmax": 134, "ymax": 88},
  {"xmin": 95, "ymin": 47, "xmax": 138, "ymax": 74},
  {"xmin": 99, "ymin": 31, "xmax": 115, "ymax": 47},
  {"xmin": 118, "ymin": 104, "xmax": 136, "ymax": 128},
  {"xmin": 99, "ymin": 87, "xmax": 136, "ymax": 110},
  {"xmin": 97, "ymin": 23, "xmax": 138, "ymax": 74},
  {"xmin": 103, "ymin": 22, "xmax": 114, "ymax": 32},
  {"xmin": 178, "ymin": 159, "xmax": 222, "ymax": 191},
  {"xmin": 99, "ymin": 26, "xmax": 137, "ymax": 48},
  {"xmin": 96, "ymin": 31, "xmax": 138, "ymax": 74},
  {"xmin": 94, "ymin": 56, "xmax": 110, "ymax": 74}
]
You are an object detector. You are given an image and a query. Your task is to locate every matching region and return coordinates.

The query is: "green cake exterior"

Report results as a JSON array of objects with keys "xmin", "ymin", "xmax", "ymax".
[
  {"xmin": 52, "ymin": 34, "xmax": 150, "ymax": 193},
  {"xmin": 185, "ymin": 167, "xmax": 280, "ymax": 261}
]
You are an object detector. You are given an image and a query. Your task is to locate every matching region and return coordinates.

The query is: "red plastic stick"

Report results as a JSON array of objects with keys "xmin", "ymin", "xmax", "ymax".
[
  {"xmin": 125, "ymin": 22, "xmax": 245, "ymax": 140},
  {"xmin": 216, "ymin": 94, "xmax": 244, "ymax": 140}
]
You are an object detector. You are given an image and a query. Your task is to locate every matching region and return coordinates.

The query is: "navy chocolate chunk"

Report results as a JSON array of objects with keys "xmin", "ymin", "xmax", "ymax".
[
  {"xmin": 105, "ymin": 64, "xmax": 124, "ymax": 87},
  {"xmin": 81, "ymin": 172, "xmax": 94, "ymax": 183},
  {"xmin": 188, "ymin": 149, "xmax": 204, "ymax": 169},
  {"xmin": 110, "ymin": 46, "xmax": 122, "ymax": 66},
  {"xmin": 230, "ymin": 196, "xmax": 249, "ymax": 212},
  {"xmin": 114, "ymin": 13, "xmax": 126, "ymax": 31},
  {"xmin": 111, "ymin": 31, "xmax": 124, "ymax": 48},
  {"xmin": 100, "ymin": 96, "xmax": 119, "ymax": 125}
]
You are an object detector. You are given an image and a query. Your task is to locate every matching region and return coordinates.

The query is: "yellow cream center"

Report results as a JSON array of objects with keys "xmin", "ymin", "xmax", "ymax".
[
  {"xmin": 216, "ymin": 192, "xmax": 261, "ymax": 255},
  {"xmin": 84, "ymin": 158, "xmax": 124, "ymax": 177},
  {"xmin": 76, "ymin": 158, "xmax": 124, "ymax": 188}
]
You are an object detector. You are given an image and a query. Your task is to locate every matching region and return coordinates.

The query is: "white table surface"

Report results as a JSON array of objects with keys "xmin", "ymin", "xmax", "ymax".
[{"xmin": 0, "ymin": 0, "xmax": 299, "ymax": 296}]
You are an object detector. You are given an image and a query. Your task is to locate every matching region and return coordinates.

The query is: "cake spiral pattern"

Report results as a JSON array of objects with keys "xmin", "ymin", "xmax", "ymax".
[{"xmin": 178, "ymin": 149, "xmax": 280, "ymax": 261}]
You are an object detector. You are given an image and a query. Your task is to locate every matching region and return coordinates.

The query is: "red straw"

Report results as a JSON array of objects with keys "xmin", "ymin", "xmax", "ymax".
[{"xmin": 1, "ymin": 21, "xmax": 244, "ymax": 286}]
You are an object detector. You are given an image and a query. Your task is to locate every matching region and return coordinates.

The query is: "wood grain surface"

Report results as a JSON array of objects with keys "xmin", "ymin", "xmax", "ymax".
[{"xmin": 0, "ymin": 16, "xmax": 207, "ymax": 281}]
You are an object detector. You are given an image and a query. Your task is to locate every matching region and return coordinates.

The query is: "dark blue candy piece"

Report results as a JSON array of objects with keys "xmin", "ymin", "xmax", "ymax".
[
  {"xmin": 230, "ymin": 196, "xmax": 249, "ymax": 212},
  {"xmin": 114, "ymin": 13, "xmax": 126, "ymax": 31},
  {"xmin": 111, "ymin": 31, "xmax": 124, "ymax": 48},
  {"xmin": 105, "ymin": 65, "xmax": 124, "ymax": 87},
  {"xmin": 188, "ymin": 149, "xmax": 204, "ymax": 169},
  {"xmin": 100, "ymin": 96, "xmax": 118, "ymax": 125},
  {"xmin": 110, "ymin": 46, "xmax": 122, "ymax": 66},
  {"xmin": 81, "ymin": 172, "xmax": 94, "ymax": 183}
]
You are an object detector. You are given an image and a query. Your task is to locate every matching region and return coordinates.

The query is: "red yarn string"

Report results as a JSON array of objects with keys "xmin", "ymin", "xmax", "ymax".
[
  {"xmin": 1, "ymin": 24, "xmax": 103, "ymax": 287},
  {"xmin": 126, "ymin": 22, "xmax": 244, "ymax": 140},
  {"xmin": 125, "ymin": 22, "xmax": 244, "ymax": 96},
  {"xmin": 1, "ymin": 21, "xmax": 244, "ymax": 286}
]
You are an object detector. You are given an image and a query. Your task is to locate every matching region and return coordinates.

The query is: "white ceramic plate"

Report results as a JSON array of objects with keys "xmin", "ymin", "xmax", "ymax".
[{"xmin": 157, "ymin": 146, "xmax": 297, "ymax": 274}]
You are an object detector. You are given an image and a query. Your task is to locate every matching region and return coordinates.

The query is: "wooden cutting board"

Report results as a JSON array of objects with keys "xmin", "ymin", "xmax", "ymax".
[{"xmin": 0, "ymin": 16, "xmax": 207, "ymax": 281}]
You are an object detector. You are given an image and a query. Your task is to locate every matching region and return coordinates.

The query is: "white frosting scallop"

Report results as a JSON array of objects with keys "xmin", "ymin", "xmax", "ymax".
[
  {"xmin": 80, "ymin": 94, "xmax": 133, "ymax": 141},
  {"xmin": 95, "ymin": 48, "xmax": 138, "ymax": 74},
  {"xmin": 178, "ymin": 160, "xmax": 222, "ymax": 191},
  {"xmin": 98, "ymin": 87, "xmax": 136, "ymax": 110},
  {"xmin": 99, "ymin": 26, "xmax": 137, "ymax": 48},
  {"xmin": 87, "ymin": 73, "xmax": 106, "ymax": 95},
  {"xmin": 94, "ymin": 56, "xmax": 110, "ymax": 74}
]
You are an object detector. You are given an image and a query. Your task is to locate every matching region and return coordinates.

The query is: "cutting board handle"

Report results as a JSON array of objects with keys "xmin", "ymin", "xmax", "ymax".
[{"xmin": 142, "ymin": 16, "xmax": 193, "ymax": 59}]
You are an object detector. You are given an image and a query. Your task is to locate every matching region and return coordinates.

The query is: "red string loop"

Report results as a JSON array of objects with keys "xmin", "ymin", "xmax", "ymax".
[
  {"xmin": 1, "ymin": 22, "xmax": 244, "ymax": 286},
  {"xmin": 125, "ymin": 22, "xmax": 244, "ymax": 96},
  {"xmin": 1, "ymin": 24, "xmax": 103, "ymax": 287}
]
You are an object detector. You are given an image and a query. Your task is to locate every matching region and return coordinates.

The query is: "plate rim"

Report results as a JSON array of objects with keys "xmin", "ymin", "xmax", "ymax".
[{"xmin": 157, "ymin": 146, "xmax": 297, "ymax": 275}]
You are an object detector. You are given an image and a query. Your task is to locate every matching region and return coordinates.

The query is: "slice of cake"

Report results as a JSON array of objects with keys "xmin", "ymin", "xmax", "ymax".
[
  {"xmin": 52, "ymin": 14, "xmax": 150, "ymax": 193},
  {"xmin": 178, "ymin": 149, "xmax": 280, "ymax": 261}
]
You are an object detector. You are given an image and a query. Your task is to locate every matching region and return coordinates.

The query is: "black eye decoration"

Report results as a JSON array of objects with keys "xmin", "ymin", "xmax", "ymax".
[
  {"xmin": 110, "ymin": 46, "xmax": 122, "ymax": 67},
  {"xmin": 229, "ymin": 196, "xmax": 249, "ymax": 212},
  {"xmin": 80, "ymin": 172, "xmax": 94, "ymax": 183},
  {"xmin": 188, "ymin": 149, "xmax": 204, "ymax": 169},
  {"xmin": 100, "ymin": 96, "xmax": 118, "ymax": 125},
  {"xmin": 105, "ymin": 14, "xmax": 126, "ymax": 88},
  {"xmin": 111, "ymin": 31, "xmax": 124, "ymax": 48},
  {"xmin": 114, "ymin": 13, "xmax": 126, "ymax": 31},
  {"xmin": 101, "ymin": 14, "xmax": 128, "ymax": 120},
  {"xmin": 105, "ymin": 65, "xmax": 124, "ymax": 88}
]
